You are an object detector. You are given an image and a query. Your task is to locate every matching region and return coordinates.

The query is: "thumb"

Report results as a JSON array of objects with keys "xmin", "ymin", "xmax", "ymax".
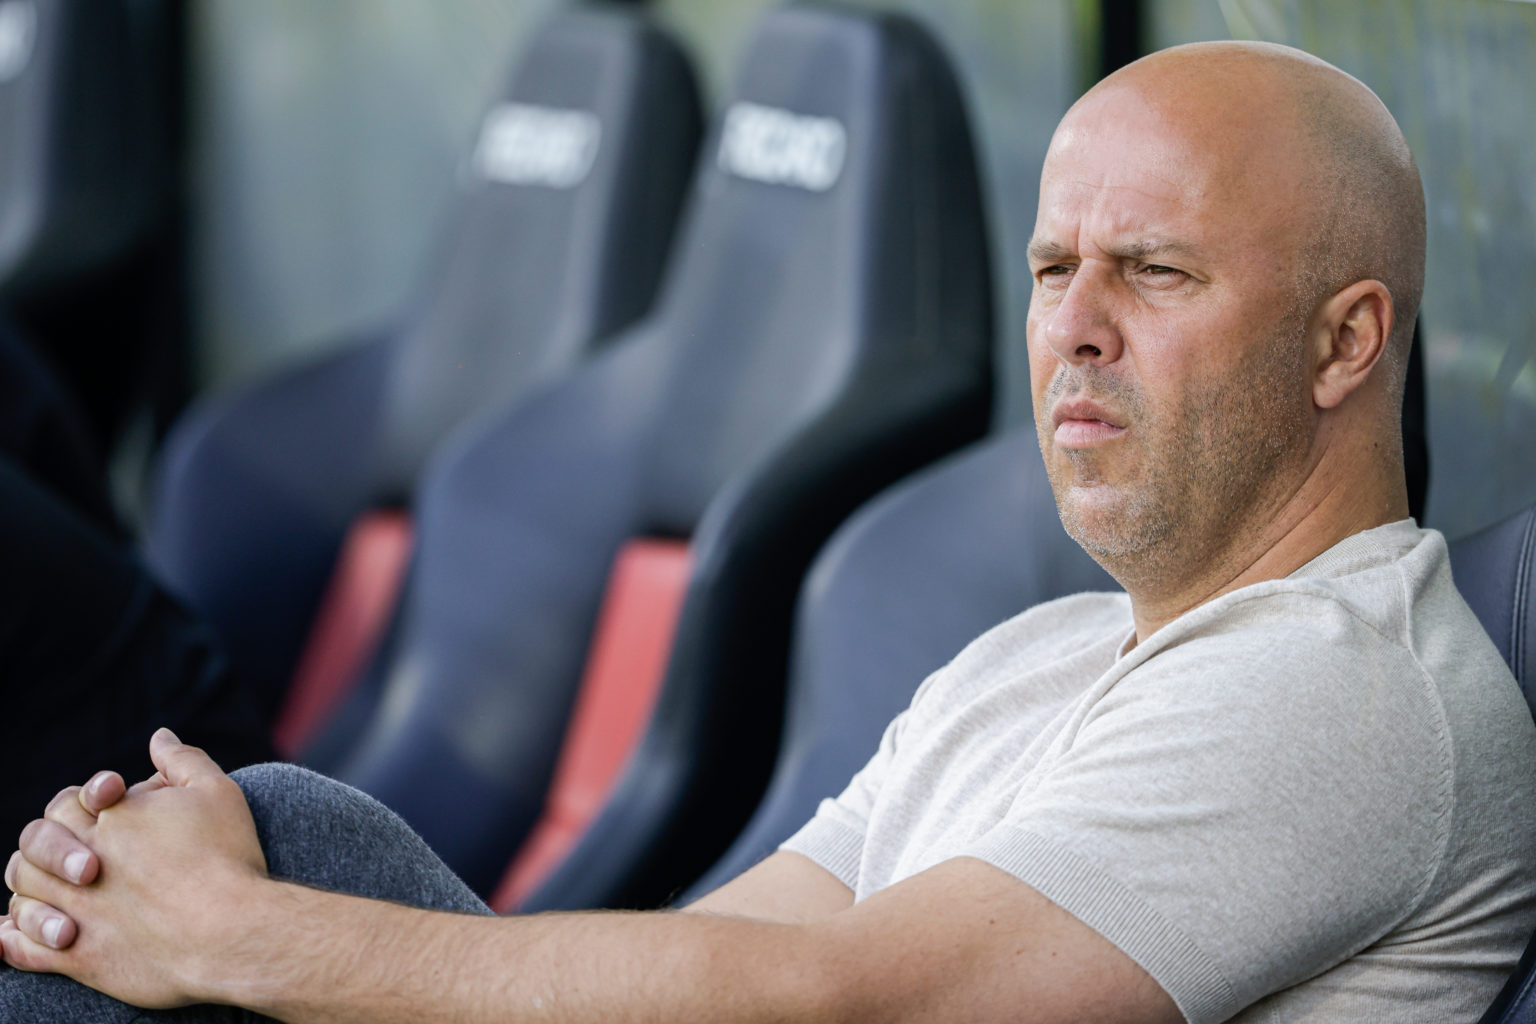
[{"xmin": 148, "ymin": 728, "xmax": 222, "ymax": 787}]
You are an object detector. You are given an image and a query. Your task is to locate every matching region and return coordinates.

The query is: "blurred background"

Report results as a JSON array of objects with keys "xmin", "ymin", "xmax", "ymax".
[{"xmin": 191, "ymin": 0, "xmax": 1536, "ymax": 542}]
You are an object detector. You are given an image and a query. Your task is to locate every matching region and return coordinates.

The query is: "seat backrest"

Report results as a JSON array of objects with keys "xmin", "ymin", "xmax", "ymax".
[
  {"xmin": 512, "ymin": 2, "xmax": 994, "ymax": 909},
  {"xmin": 320, "ymin": 1, "xmax": 995, "ymax": 903},
  {"xmin": 370, "ymin": 6, "xmax": 703, "ymax": 493},
  {"xmin": 1456, "ymin": 503, "xmax": 1536, "ymax": 1024},
  {"xmin": 1452, "ymin": 505, "xmax": 1535, "ymax": 704},
  {"xmin": 146, "ymin": 5, "xmax": 701, "ymax": 707}
]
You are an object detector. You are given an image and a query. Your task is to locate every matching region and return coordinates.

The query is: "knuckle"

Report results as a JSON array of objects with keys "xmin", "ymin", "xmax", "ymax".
[
  {"xmin": 20, "ymin": 820, "xmax": 67, "ymax": 873},
  {"xmin": 12, "ymin": 895, "xmax": 39, "ymax": 930},
  {"xmin": 12, "ymin": 858, "xmax": 58, "ymax": 905},
  {"xmin": 44, "ymin": 787, "xmax": 82, "ymax": 817},
  {"xmin": 12, "ymin": 895, "xmax": 68, "ymax": 950},
  {"xmin": 42, "ymin": 796, "xmax": 91, "ymax": 838},
  {"xmin": 19, "ymin": 818, "xmax": 57, "ymax": 857},
  {"xmin": 17, "ymin": 818, "xmax": 42, "ymax": 847},
  {"xmin": 33, "ymin": 825, "xmax": 83, "ymax": 879},
  {"xmin": 8, "ymin": 928, "xmax": 49, "ymax": 967}
]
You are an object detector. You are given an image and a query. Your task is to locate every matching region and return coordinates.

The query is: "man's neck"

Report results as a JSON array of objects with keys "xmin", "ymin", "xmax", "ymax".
[{"xmin": 1125, "ymin": 452, "xmax": 1410, "ymax": 644}]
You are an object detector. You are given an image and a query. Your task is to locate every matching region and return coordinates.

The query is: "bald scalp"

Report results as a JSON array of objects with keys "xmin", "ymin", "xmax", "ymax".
[{"xmin": 1086, "ymin": 41, "xmax": 1426, "ymax": 392}]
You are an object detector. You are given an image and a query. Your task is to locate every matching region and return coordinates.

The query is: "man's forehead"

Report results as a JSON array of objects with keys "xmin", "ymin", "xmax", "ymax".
[
  {"xmin": 1033, "ymin": 84, "xmax": 1296, "ymax": 253},
  {"xmin": 1044, "ymin": 86, "xmax": 1240, "ymax": 194},
  {"xmin": 1031, "ymin": 153, "xmax": 1221, "ymax": 257}
]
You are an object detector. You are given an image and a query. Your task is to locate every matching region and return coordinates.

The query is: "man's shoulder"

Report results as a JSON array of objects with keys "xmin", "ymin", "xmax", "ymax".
[
  {"xmin": 1117, "ymin": 522, "xmax": 1530, "ymax": 791},
  {"xmin": 1142, "ymin": 520, "xmax": 1485, "ymax": 675}
]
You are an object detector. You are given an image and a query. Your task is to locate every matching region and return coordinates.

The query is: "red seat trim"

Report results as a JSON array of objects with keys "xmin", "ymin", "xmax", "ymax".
[
  {"xmin": 272, "ymin": 510, "xmax": 414, "ymax": 758},
  {"xmin": 491, "ymin": 537, "xmax": 692, "ymax": 912}
]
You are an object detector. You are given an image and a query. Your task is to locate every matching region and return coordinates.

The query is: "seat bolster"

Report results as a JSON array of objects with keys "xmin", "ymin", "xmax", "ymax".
[
  {"xmin": 522, "ymin": 363, "xmax": 989, "ymax": 912},
  {"xmin": 1451, "ymin": 504, "xmax": 1536, "ymax": 702}
]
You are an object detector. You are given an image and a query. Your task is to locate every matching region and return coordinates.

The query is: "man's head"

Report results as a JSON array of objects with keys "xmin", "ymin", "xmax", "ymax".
[{"xmin": 1026, "ymin": 41, "xmax": 1425, "ymax": 602}]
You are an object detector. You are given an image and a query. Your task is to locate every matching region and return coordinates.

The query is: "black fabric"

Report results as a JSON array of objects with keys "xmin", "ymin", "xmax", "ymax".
[
  {"xmin": 0, "ymin": 0, "xmax": 188, "ymax": 455},
  {"xmin": 0, "ymin": 319, "xmax": 120, "ymax": 534},
  {"xmin": 0, "ymin": 0, "xmax": 174, "ymax": 294},
  {"xmin": 1, "ymin": 455, "xmax": 271, "ymax": 847},
  {"xmin": 146, "ymin": 5, "xmax": 702, "ymax": 717},
  {"xmin": 331, "ymin": 1, "xmax": 996, "ymax": 905}
]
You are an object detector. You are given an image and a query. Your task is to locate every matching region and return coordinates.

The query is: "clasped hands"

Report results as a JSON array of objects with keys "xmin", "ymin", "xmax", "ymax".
[{"xmin": 0, "ymin": 728, "xmax": 268, "ymax": 1008}]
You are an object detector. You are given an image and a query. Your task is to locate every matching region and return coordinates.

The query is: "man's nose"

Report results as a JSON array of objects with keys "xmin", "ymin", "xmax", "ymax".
[{"xmin": 1042, "ymin": 270, "xmax": 1123, "ymax": 366}]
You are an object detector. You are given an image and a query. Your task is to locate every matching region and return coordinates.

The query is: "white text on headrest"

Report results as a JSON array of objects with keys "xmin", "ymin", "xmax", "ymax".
[
  {"xmin": 717, "ymin": 102, "xmax": 847, "ymax": 192},
  {"xmin": 0, "ymin": 0, "xmax": 36, "ymax": 83},
  {"xmin": 473, "ymin": 103, "xmax": 601, "ymax": 189}
]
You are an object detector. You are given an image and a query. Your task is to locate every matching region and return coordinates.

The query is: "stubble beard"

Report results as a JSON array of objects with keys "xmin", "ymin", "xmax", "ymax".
[{"xmin": 1039, "ymin": 323, "xmax": 1313, "ymax": 594}]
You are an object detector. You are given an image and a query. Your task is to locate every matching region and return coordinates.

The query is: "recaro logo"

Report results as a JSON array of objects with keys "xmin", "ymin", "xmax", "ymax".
[
  {"xmin": 0, "ymin": 0, "xmax": 36, "ymax": 83},
  {"xmin": 472, "ymin": 103, "xmax": 601, "ymax": 189},
  {"xmin": 717, "ymin": 102, "xmax": 847, "ymax": 192}
]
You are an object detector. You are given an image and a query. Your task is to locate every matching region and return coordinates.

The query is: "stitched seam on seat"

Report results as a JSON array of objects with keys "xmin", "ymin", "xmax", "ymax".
[{"xmin": 1513, "ymin": 509, "xmax": 1536, "ymax": 685}]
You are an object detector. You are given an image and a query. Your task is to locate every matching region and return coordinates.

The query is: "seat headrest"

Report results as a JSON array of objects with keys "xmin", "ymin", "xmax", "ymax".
[
  {"xmin": 635, "ymin": 2, "xmax": 993, "ymax": 527},
  {"xmin": 372, "ymin": 6, "xmax": 702, "ymax": 491}
]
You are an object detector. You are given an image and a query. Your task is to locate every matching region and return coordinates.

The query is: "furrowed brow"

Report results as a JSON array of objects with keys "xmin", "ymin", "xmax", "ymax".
[
  {"xmin": 1111, "ymin": 238, "xmax": 1205, "ymax": 264},
  {"xmin": 1027, "ymin": 237, "xmax": 1206, "ymax": 267},
  {"xmin": 1026, "ymin": 238, "xmax": 1074, "ymax": 266}
]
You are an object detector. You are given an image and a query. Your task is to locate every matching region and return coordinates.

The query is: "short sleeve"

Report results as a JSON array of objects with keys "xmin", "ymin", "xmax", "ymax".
[
  {"xmin": 780, "ymin": 701, "xmax": 911, "ymax": 890},
  {"xmin": 965, "ymin": 600, "xmax": 1452, "ymax": 1023}
]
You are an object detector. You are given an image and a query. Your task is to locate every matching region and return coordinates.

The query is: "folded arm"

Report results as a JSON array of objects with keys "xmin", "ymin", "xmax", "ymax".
[{"xmin": 2, "ymin": 731, "xmax": 1179, "ymax": 1024}]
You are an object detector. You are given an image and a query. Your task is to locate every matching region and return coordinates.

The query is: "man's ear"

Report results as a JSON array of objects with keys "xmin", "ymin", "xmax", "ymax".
[{"xmin": 1311, "ymin": 279, "xmax": 1394, "ymax": 410}]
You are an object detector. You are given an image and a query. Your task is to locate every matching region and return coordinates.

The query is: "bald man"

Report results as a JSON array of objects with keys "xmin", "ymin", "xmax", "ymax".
[{"xmin": 3, "ymin": 41, "xmax": 1534, "ymax": 1024}]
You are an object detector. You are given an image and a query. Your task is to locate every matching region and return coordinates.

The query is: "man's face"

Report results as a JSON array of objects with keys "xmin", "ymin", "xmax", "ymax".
[{"xmin": 1026, "ymin": 83, "xmax": 1317, "ymax": 589}]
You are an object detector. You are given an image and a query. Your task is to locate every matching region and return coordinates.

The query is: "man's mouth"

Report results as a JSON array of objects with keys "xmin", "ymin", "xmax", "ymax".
[{"xmin": 1051, "ymin": 397, "xmax": 1127, "ymax": 448}]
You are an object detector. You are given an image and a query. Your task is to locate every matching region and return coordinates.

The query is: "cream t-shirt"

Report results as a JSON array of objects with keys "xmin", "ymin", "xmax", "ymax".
[{"xmin": 784, "ymin": 521, "xmax": 1536, "ymax": 1022}]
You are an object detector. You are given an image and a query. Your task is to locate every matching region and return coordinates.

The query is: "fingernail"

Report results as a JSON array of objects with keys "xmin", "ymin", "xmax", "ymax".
[
  {"xmin": 64, "ymin": 851, "xmax": 89, "ymax": 883},
  {"xmin": 42, "ymin": 917, "xmax": 62, "ymax": 948}
]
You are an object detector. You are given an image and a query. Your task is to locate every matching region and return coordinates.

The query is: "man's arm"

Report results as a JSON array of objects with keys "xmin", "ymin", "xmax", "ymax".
[
  {"xmin": 3, "ymin": 732, "xmax": 1180, "ymax": 1024},
  {"xmin": 681, "ymin": 849, "xmax": 855, "ymax": 923}
]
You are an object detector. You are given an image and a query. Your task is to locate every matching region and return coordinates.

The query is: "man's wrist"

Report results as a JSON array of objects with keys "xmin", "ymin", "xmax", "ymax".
[{"xmin": 178, "ymin": 871, "xmax": 294, "ymax": 1007}]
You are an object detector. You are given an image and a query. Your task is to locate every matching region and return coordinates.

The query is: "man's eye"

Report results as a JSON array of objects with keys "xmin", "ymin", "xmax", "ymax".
[
  {"xmin": 1141, "ymin": 264, "xmax": 1183, "ymax": 278},
  {"xmin": 1037, "ymin": 264, "xmax": 1074, "ymax": 281}
]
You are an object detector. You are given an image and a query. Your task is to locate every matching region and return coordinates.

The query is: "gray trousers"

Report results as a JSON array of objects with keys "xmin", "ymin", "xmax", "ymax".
[{"xmin": 0, "ymin": 763, "xmax": 494, "ymax": 1022}]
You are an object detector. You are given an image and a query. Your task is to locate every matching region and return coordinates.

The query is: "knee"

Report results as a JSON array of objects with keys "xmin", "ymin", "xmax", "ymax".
[
  {"xmin": 231, "ymin": 760, "xmax": 325, "ymax": 809},
  {"xmin": 230, "ymin": 762, "xmax": 398, "ymax": 887},
  {"xmin": 231, "ymin": 761, "xmax": 378, "ymax": 833},
  {"xmin": 227, "ymin": 762, "xmax": 488, "ymax": 914}
]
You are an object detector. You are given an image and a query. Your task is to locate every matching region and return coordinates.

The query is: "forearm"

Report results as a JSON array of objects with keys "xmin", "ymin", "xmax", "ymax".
[{"xmin": 201, "ymin": 877, "xmax": 837, "ymax": 1024}]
